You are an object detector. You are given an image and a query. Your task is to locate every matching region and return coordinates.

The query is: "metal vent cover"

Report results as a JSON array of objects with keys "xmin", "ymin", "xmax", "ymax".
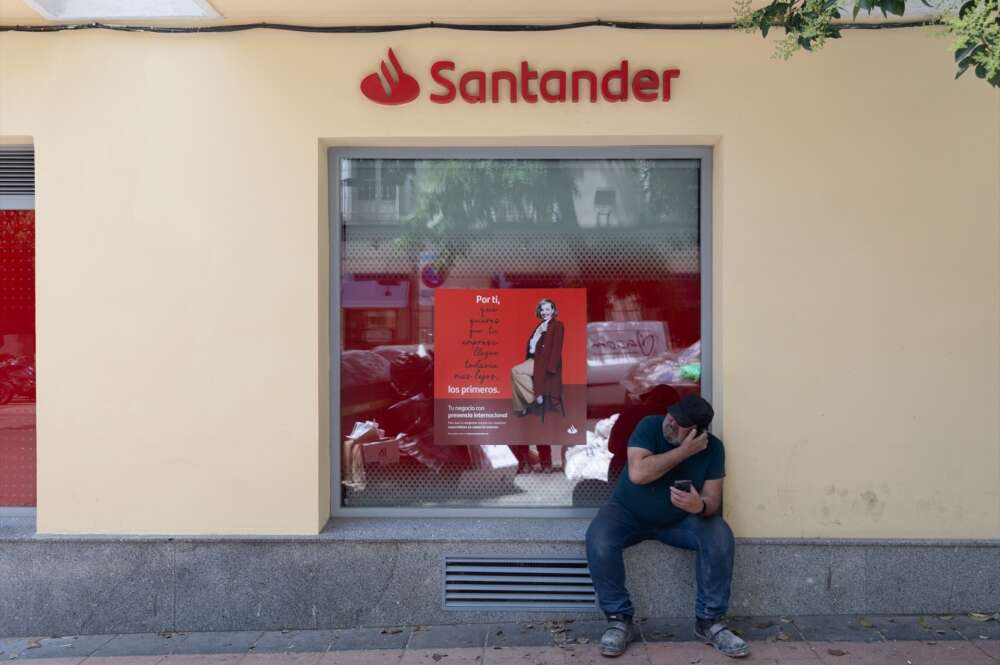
[
  {"xmin": 444, "ymin": 557, "xmax": 597, "ymax": 611},
  {"xmin": 0, "ymin": 147, "xmax": 34, "ymax": 196}
]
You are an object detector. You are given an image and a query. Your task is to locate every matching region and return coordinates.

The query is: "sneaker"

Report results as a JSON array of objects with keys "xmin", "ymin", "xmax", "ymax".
[
  {"xmin": 599, "ymin": 615, "xmax": 635, "ymax": 658},
  {"xmin": 695, "ymin": 620, "xmax": 749, "ymax": 658}
]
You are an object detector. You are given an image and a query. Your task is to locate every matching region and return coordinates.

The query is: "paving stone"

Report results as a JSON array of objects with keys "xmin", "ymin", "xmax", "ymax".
[
  {"xmin": 972, "ymin": 640, "xmax": 1000, "ymax": 661},
  {"xmin": 406, "ymin": 623, "xmax": 488, "ymax": 650},
  {"xmin": 161, "ymin": 655, "xmax": 245, "ymax": 664},
  {"xmin": 646, "ymin": 641, "xmax": 730, "ymax": 664},
  {"xmin": 810, "ymin": 641, "xmax": 902, "ymax": 665},
  {"xmin": 636, "ymin": 617, "xmax": 698, "ymax": 642},
  {"xmin": 736, "ymin": 639, "xmax": 819, "ymax": 661},
  {"xmin": 550, "ymin": 619, "xmax": 607, "ymax": 647},
  {"xmin": 253, "ymin": 630, "xmax": 338, "ymax": 654},
  {"xmin": 561, "ymin": 642, "xmax": 650, "ymax": 664},
  {"xmin": 867, "ymin": 615, "xmax": 963, "ymax": 641},
  {"xmin": 242, "ymin": 653, "xmax": 325, "ymax": 665},
  {"xmin": 319, "ymin": 649, "xmax": 404, "ymax": 664},
  {"xmin": 891, "ymin": 640, "xmax": 995, "ymax": 664},
  {"xmin": 10, "ymin": 634, "xmax": 114, "ymax": 660},
  {"xmin": 950, "ymin": 615, "xmax": 1000, "ymax": 641},
  {"xmin": 792, "ymin": 616, "xmax": 885, "ymax": 642},
  {"xmin": 84, "ymin": 657, "xmax": 168, "ymax": 665},
  {"xmin": 90, "ymin": 633, "xmax": 187, "ymax": 657},
  {"xmin": 482, "ymin": 645, "xmax": 567, "ymax": 664},
  {"xmin": 327, "ymin": 627, "xmax": 410, "ymax": 651},
  {"xmin": 723, "ymin": 616, "xmax": 805, "ymax": 642},
  {"xmin": 398, "ymin": 646, "xmax": 485, "ymax": 665},
  {"xmin": 484, "ymin": 622, "xmax": 560, "ymax": 647},
  {"xmin": 167, "ymin": 630, "xmax": 261, "ymax": 655}
]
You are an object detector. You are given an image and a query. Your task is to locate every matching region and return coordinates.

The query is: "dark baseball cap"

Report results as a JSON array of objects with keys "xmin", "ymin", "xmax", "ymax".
[{"xmin": 667, "ymin": 394, "xmax": 714, "ymax": 430}]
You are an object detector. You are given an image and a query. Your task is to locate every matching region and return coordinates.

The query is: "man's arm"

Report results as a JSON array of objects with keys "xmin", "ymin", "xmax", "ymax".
[
  {"xmin": 627, "ymin": 428, "xmax": 708, "ymax": 485},
  {"xmin": 670, "ymin": 478, "xmax": 723, "ymax": 517}
]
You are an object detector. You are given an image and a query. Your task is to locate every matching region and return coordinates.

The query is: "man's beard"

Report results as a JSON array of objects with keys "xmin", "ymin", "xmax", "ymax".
[{"xmin": 663, "ymin": 423, "xmax": 682, "ymax": 445}]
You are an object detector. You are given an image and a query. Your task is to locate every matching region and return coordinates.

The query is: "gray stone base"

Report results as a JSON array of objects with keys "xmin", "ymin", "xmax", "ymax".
[{"xmin": 1, "ymin": 517, "xmax": 997, "ymax": 637}]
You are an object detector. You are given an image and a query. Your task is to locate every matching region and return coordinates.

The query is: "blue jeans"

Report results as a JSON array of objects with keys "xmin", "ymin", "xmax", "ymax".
[{"xmin": 585, "ymin": 500, "xmax": 735, "ymax": 619}]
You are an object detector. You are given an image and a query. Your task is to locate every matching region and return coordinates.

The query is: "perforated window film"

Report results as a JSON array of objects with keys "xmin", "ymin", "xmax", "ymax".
[{"xmin": 333, "ymin": 151, "xmax": 709, "ymax": 510}]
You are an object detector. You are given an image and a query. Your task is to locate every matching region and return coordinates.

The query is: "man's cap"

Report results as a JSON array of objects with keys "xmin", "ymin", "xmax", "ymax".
[{"xmin": 667, "ymin": 394, "xmax": 714, "ymax": 430}]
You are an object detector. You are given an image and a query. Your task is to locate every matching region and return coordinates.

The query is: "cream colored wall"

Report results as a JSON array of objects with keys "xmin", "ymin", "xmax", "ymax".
[{"xmin": 0, "ymin": 25, "xmax": 997, "ymax": 536}]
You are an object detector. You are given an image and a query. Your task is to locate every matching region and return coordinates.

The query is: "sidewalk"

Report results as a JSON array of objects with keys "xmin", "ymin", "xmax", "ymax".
[{"xmin": 1, "ymin": 615, "xmax": 998, "ymax": 664}]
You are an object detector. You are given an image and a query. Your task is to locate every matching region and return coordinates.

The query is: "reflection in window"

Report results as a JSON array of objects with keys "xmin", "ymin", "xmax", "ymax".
[
  {"xmin": 0, "ymin": 209, "xmax": 36, "ymax": 508},
  {"xmin": 337, "ymin": 156, "xmax": 704, "ymax": 509}
]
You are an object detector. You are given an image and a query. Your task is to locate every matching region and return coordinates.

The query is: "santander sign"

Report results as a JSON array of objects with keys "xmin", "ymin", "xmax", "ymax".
[{"xmin": 361, "ymin": 50, "xmax": 681, "ymax": 106}]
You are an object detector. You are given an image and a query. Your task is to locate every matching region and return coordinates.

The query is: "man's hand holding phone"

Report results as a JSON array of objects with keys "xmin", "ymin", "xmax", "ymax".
[
  {"xmin": 670, "ymin": 480, "xmax": 705, "ymax": 514},
  {"xmin": 678, "ymin": 427, "xmax": 709, "ymax": 458}
]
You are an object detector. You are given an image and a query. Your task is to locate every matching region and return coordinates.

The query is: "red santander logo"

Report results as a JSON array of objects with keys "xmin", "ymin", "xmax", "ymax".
[
  {"xmin": 360, "ymin": 49, "xmax": 421, "ymax": 105},
  {"xmin": 361, "ymin": 50, "xmax": 682, "ymax": 106}
]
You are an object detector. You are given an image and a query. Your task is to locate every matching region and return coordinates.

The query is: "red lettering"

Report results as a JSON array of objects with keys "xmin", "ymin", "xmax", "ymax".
[
  {"xmin": 662, "ymin": 68, "xmax": 680, "ymax": 102},
  {"xmin": 491, "ymin": 70, "xmax": 518, "ymax": 103},
  {"xmin": 540, "ymin": 70, "xmax": 567, "ymax": 103},
  {"xmin": 460, "ymin": 70, "xmax": 486, "ymax": 103},
  {"xmin": 520, "ymin": 61, "xmax": 539, "ymax": 103},
  {"xmin": 430, "ymin": 61, "xmax": 456, "ymax": 103},
  {"xmin": 426, "ymin": 60, "xmax": 679, "ymax": 105},
  {"xmin": 571, "ymin": 70, "xmax": 597, "ymax": 103},
  {"xmin": 601, "ymin": 60, "xmax": 629, "ymax": 102},
  {"xmin": 631, "ymin": 69, "xmax": 658, "ymax": 102}
]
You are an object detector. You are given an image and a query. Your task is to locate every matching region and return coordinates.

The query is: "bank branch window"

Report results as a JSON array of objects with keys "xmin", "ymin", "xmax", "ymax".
[
  {"xmin": 0, "ymin": 146, "xmax": 35, "ymax": 510},
  {"xmin": 334, "ymin": 149, "xmax": 709, "ymax": 511}
]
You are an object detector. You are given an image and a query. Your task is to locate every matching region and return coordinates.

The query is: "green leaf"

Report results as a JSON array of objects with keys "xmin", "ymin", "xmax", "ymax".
[{"xmin": 955, "ymin": 43, "xmax": 980, "ymax": 63}]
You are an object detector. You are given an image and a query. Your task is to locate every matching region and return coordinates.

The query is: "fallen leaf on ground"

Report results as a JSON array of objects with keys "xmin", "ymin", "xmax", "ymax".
[
  {"xmin": 940, "ymin": 615, "xmax": 953, "ymax": 620},
  {"xmin": 859, "ymin": 618, "xmax": 875, "ymax": 628},
  {"xmin": 25, "ymin": 640, "xmax": 40, "ymax": 650},
  {"xmin": 775, "ymin": 631, "xmax": 790, "ymax": 641},
  {"xmin": 379, "ymin": 628, "xmax": 403, "ymax": 635},
  {"xmin": 431, "ymin": 653, "xmax": 447, "ymax": 662},
  {"xmin": 576, "ymin": 637, "xmax": 590, "ymax": 644},
  {"xmin": 927, "ymin": 641, "xmax": 937, "ymax": 645},
  {"xmin": 827, "ymin": 648, "xmax": 848, "ymax": 656},
  {"xmin": 970, "ymin": 613, "xmax": 993, "ymax": 622}
]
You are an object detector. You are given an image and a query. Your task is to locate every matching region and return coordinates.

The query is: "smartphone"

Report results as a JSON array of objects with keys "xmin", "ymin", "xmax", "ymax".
[{"xmin": 673, "ymin": 480, "xmax": 692, "ymax": 493}]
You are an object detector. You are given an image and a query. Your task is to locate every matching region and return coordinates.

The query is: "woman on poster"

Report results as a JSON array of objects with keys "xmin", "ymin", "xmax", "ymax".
[{"xmin": 510, "ymin": 298, "xmax": 564, "ymax": 471}]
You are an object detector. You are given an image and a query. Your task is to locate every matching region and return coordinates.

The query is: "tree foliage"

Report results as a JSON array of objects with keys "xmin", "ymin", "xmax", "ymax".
[{"xmin": 734, "ymin": 0, "xmax": 1000, "ymax": 87}]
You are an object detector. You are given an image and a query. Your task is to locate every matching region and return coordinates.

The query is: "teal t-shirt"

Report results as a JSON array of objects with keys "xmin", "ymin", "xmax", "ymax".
[{"xmin": 611, "ymin": 415, "xmax": 726, "ymax": 527}]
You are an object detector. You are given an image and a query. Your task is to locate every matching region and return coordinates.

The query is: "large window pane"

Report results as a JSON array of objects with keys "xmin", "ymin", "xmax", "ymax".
[
  {"xmin": 0, "ymin": 208, "xmax": 36, "ymax": 508},
  {"xmin": 337, "ymin": 156, "xmax": 703, "ymax": 509}
]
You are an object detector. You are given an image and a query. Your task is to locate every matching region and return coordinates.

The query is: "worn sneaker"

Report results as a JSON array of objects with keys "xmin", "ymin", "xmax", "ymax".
[
  {"xmin": 599, "ymin": 615, "xmax": 635, "ymax": 657},
  {"xmin": 695, "ymin": 620, "xmax": 749, "ymax": 658}
]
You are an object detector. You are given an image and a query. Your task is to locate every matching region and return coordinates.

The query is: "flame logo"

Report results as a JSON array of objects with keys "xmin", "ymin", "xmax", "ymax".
[{"xmin": 360, "ymin": 49, "xmax": 420, "ymax": 105}]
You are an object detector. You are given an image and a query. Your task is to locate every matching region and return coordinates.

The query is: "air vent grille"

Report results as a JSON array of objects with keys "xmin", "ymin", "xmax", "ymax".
[
  {"xmin": 444, "ymin": 557, "xmax": 596, "ymax": 611},
  {"xmin": 0, "ymin": 147, "xmax": 34, "ymax": 196}
]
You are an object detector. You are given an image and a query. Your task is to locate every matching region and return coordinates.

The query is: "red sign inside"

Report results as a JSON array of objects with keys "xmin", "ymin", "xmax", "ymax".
[{"xmin": 361, "ymin": 50, "xmax": 681, "ymax": 106}]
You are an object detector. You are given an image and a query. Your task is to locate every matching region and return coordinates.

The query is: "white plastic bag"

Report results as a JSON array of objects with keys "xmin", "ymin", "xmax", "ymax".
[{"xmin": 564, "ymin": 445, "xmax": 614, "ymax": 482}]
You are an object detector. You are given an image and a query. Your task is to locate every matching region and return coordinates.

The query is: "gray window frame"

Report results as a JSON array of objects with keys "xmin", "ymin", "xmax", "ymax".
[{"xmin": 328, "ymin": 146, "xmax": 713, "ymax": 518}]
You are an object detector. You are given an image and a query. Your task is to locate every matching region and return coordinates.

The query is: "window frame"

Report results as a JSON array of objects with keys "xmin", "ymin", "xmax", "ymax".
[
  {"xmin": 328, "ymin": 145, "xmax": 714, "ymax": 518},
  {"xmin": 0, "ymin": 144, "xmax": 36, "ymax": 516}
]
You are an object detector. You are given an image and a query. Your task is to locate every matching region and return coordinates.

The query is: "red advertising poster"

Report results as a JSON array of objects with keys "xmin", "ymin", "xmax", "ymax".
[{"xmin": 433, "ymin": 288, "xmax": 587, "ymax": 446}]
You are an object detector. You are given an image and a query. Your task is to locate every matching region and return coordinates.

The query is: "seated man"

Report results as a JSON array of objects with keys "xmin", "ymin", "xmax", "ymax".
[{"xmin": 585, "ymin": 394, "xmax": 748, "ymax": 659}]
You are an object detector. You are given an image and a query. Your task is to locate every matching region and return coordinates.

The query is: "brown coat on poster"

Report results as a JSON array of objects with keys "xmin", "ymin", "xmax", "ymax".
[{"xmin": 528, "ymin": 319, "xmax": 564, "ymax": 398}]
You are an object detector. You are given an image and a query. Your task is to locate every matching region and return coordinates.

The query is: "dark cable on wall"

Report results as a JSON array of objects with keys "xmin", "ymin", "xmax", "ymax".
[{"xmin": 0, "ymin": 18, "xmax": 941, "ymax": 34}]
